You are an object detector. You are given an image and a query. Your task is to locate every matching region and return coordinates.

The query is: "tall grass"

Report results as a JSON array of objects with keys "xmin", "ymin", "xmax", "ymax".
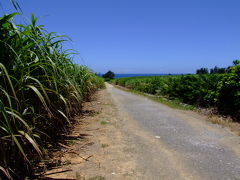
[{"xmin": 0, "ymin": 13, "xmax": 104, "ymax": 179}]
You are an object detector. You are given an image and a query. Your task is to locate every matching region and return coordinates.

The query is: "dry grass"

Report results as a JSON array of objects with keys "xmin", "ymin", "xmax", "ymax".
[{"xmin": 207, "ymin": 115, "xmax": 240, "ymax": 135}]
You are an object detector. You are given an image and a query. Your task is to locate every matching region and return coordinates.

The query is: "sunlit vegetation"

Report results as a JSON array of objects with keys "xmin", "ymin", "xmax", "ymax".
[
  {"xmin": 113, "ymin": 62, "xmax": 240, "ymax": 120},
  {"xmin": 0, "ymin": 13, "xmax": 104, "ymax": 179}
]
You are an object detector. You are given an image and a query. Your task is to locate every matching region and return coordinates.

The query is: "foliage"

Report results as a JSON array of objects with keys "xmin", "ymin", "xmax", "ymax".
[
  {"xmin": 0, "ymin": 13, "xmax": 104, "ymax": 179},
  {"xmin": 210, "ymin": 66, "xmax": 226, "ymax": 74},
  {"xmin": 196, "ymin": 68, "xmax": 209, "ymax": 74},
  {"xmin": 233, "ymin": 59, "xmax": 240, "ymax": 66},
  {"xmin": 102, "ymin": 70, "xmax": 115, "ymax": 81},
  {"xmin": 217, "ymin": 64, "xmax": 240, "ymax": 118},
  {"xmin": 113, "ymin": 65, "xmax": 239, "ymax": 120},
  {"xmin": 196, "ymin": 65, "xmax": 229, "ymax": 75}
]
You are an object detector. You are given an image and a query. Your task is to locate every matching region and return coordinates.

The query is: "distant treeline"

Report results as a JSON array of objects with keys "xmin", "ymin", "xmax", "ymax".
[{"xmin": 196, "ymin": 60, "xmax": 240, "ymax": 74}]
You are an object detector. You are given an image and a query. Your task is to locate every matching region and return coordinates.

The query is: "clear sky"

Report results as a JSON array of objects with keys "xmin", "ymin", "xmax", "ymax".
[{"xmin": 1, "ymin": 0, "xmax": 240, "ymax": 74}]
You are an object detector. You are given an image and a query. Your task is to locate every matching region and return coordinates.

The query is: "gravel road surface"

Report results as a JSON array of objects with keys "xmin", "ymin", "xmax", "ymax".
[{"xmin": 107, "ymin": 83, "xmax": 240, "ymax": 180}]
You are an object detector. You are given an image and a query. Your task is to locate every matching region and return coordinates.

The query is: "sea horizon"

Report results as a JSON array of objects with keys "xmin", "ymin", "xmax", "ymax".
[{"xmin": 114, "ymin": 73, "xmax": 181, "ymax": 78}]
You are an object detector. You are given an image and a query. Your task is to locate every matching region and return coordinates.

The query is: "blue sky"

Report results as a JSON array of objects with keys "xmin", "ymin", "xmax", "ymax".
[{"xmin": 1, "ymin": 0, "xmax": 240, "ymax": 74}]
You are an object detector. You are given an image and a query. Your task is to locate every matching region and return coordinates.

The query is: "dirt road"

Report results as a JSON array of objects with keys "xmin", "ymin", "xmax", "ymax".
[
  {"xmin": 106, "ymin": 83, "xmax": 240, "ymax": 180},
  {"xmin": 44, "ymin": 84, "xmax": 240, "ymax": 180}
]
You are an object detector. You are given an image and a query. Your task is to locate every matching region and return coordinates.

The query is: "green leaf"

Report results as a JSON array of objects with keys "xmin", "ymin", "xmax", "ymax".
[{"xmin": 18, "ymin": 131, "xmax": 42, "ymax": 156}]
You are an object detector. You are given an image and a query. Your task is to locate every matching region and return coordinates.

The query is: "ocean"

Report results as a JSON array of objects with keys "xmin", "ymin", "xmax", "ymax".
[{"xmin": 114, "ymin": 74, "xmax": 172, "ymax": 78}]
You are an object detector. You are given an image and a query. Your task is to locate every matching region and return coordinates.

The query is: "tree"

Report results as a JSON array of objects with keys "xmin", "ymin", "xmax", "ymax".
[
  {"xmin": 233, "ymin": 59, "xmax": 240, "ymax": 66},
  {"xmin": 196, "ymin": 68, "xmax": 209, "ymax": 74},
  {"xmin": 210, "ymin": 66, "xmax": 226, "ymax": 74},
  {"xmin": 102, "ymin": 70, "xmax": 115, "ymax": 80}
]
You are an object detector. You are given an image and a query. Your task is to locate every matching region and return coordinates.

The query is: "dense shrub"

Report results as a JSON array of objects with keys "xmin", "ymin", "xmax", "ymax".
[
  {"xmin": 217, "ymin": 65, "xmax": 240, "ymax": 118},
  {"xmin": 114, "ymin": 71, "xmax": 239, "ymax": 120}
]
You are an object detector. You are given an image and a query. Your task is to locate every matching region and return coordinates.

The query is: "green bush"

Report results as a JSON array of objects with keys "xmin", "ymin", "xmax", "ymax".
[
  {"xmin": 217, "ymin": 65, "xmax": 240, "ymax": 118},
  {"xmin": 114, "ymin": 71, "xmax": 239, "ymax": 120}
]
